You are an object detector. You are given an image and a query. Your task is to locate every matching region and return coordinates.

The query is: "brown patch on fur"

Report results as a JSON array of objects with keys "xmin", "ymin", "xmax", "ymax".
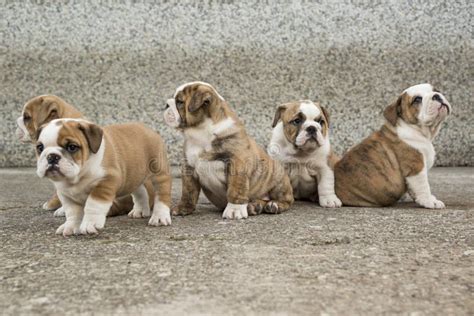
[
  {"xmin": 335, "ymin": 124, "xmax": 424, "ymax": 206},
  {"xmin": 44, "ymin": 192, "xmax": 62, "ymax": 210},
  {"xmin": 22, "ymin": 95, "xmax": 83, "ymax": 141},
  {"xmin": 172, "ymin": 83, "xmax": 294, "ymax": 214},
  {"xmin": 384, "ymin": 92, "xmax": 421, "ymax": 126}
]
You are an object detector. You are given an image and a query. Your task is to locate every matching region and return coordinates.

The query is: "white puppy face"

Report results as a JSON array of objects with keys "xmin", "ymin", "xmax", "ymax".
[
  {"xmin": 35, "ymin": 119, "xmax": 103, "ymax": 183},
  {"xmin": 384, "ymin": 83, "xmax": 451, "ymax": 129},
  {"xmin": 272, "ymin": 100, "xmax": 330, "ymax": 152},
  {"xmin": 405, "ymin": 83, "xmax": 451, "ymax": 125}
]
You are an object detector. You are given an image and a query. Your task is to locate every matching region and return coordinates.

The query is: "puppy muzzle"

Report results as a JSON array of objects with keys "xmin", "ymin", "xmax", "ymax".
[
  {"xmin": 16, "ymin": 117, "xmax": 31, "ymax": 142},
  {"xmin": 163, "ymin": 99, "xmax": 181, "ymax": 128}
]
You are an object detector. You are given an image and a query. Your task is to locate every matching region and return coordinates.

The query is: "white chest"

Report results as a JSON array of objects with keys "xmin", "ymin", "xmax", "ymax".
[
  {"xmin": 288, "ymin": 164, "xmax": 317, "ymax": 199},
  {"xmin": 396, "ymin": 124, "xmax": 436, "ymax": 170},
  {"xmin": 184, "ymin": 125, "xmax": 227, "ymax": 195}
]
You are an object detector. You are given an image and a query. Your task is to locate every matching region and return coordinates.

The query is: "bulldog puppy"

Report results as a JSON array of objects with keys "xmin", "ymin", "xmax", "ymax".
[
  {"xmin": 269, "ymin": 100, "xmax": 341, "ymax": 208},
  {"xmin": 164, "ymin": 81, "xmax": 293, "ymax": 219},
  {"xmin": 35, "ymin": 119, "xmax": 172, "ymax": 236},
  {"xmin": 16, "ymin": 95, "xmax": 84, "ymax": 214},
  {"xmin": 16, "ymin": 95, "xmax": 147, "ymax": 218},
  {"xmin": 335, "ymin": 83, "xmax": 451, "ymax": 208}
]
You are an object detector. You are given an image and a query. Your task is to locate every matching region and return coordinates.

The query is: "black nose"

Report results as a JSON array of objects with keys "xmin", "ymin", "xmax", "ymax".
[
  {"xmin": 432, "ymin": 94, "xmax": 442, "ymax": 103},
  {"xmin": 165, "ymin": 104, "xmax": 170, "ymax": 109},
  {"xmin": 47, "ymin": 153, "xmax": 61, "ymax": 165},
  {"xmin": 306, "ymin": 126, "xmax": 316, "ymax": 135}
]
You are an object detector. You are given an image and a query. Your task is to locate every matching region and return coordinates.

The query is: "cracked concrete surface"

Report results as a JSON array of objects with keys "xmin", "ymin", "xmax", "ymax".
[{"xmin": 0, "ymin": 168, "xmax": 473, "ymax": 315}]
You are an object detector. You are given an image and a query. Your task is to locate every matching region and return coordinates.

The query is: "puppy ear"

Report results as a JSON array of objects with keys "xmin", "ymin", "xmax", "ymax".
[
  {"xmin": 319, "ymin": 104, "xmax": 330, "ymax": 126},
  {"xmin": 37, "ymin": 99, "xmax": 59, "ymax": 126},
  {"xmin": 189, "ymin": 90, "xmax": 213, "ymax": 113},
  {"xmin": 79, "ymin": 122, "xmax": 103, "ymax": 154},
  {"xmin": 272, "ymin": 104, "xmax": 287, "ymax": 128},
  {"xmin": 384, "ymin": 95, "xmax": 402, "ymax": 126}
]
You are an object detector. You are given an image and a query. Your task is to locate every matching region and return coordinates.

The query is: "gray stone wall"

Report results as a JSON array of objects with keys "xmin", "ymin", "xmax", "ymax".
[{"xmin": 1, "ymin": 0, "xmax": 472, "ymax": 167}]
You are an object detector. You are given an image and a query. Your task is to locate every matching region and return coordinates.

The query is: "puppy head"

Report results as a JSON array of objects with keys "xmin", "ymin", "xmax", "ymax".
[
  {"xmin": 35, "ymin": 119, "xmax": 103, "ymax": 182},
  {"xmin": 272, "ymin": 100, "xmax": 330, "ymax": 152},
  {"xmin": 384, "ymin": 83, "xmax": 451, "ymax": 129},
  {"xmin": 164, "ymin": 81, "xmax": 225, "ymax": 129},
  {"xmin": 16, "ymin": 95, "xmax": 74, "ymax": 143}
]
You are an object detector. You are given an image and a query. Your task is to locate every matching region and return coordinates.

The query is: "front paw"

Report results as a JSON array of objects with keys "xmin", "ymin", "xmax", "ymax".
[
  {"xmin": 416, "ymin": 195, "xmax": 445, "ymax": 209},
  {"xmin": 128, "ymin": 207, "xmax": 151, "ymax": 219},
  {"xmin": 42, "ymin": 201, "xmax": 60, "ymax": 211},
  {"xmin": 223, "ymin": 203, "xmax": 248, "ymax": 220},
  {"xmin": 171, "ymin": 204, "xmax": 195, "ymax": 216},
  {"xmin": 319, "ymin": 194, "xmax": 342, "ymax": 208},
  {"xmin": 53, "ymin": 207, "xmax": 65, "ymax": 217},
  {"xmin": 56, "ymin": 220, "xmax": 81, "ymax": 237},
  {"xmin": 79, "ymin": 215, "xmax": 106, "ymax": 235},
  {"xmin": 149, "ymin": 203, "xmax": 172, "ymax": 226}
]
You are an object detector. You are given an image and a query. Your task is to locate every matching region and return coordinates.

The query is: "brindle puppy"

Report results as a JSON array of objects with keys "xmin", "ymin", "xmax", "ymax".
[
  {"xmin": 335, "ymin": 84, "xmax": 451, "ymax": 208},
  {"xmin": 164, "ymin": 81, "xmax": 294, "ymax": 219}
]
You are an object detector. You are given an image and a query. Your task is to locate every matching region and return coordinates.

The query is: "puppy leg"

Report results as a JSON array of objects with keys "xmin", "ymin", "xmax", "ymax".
[
  {"xmin": 265, "ymin": 176, "xmax": 293, "ymax": 214},
  {"xmin": 79, "ymin": 182, "xmax": 116, "ymax": 234},
  {"xmin": 406, "ymin": 170, "xmax": 445, "ymax": 209},
  {"xmin": 223, "ymin": 159, "xmax": 249, "ymax": 220},
  {"xmin": 55, "ymin": 195, "xmax": 83, "ymax": 237},
  {"xmin": 149, "ymin": 171, "xmax": 172, "ymax": 226},
  {"xmin": 128, "ymin": 184, "xmax": 151, "ymax": 218},
  {"xmin": 42, "ymin": 191, "xmax": 62, "ymax": 211},
  {"xmin": 316, "ymin": 167, "xmax": 342, "ymax": 208},
  {"xmin": 172, "ymin": 164, "xmax": 201, "ymax": 216}
]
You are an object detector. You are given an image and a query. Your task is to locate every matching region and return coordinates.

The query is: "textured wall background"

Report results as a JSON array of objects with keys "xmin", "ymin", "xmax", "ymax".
[{"xmin": 1, "ymin": 0, "xmax": 472, "ymax": 167}]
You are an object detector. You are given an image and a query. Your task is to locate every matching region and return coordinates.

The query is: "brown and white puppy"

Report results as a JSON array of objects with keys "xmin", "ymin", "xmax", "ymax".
[
  {"xmin": 164, "ymin": 81, "xmax": 293, "ymax": 219},
  {"xmin": 35, "ymin": 119, "xmax": 172, "ymax": 236},
  {"xmin": 16, "ymin": 95, "xmax": 83, "ymax": 214},
  {"xmin": 269, "ymin": 100, "xmax": 341, "ymax": 207},
  {"xmin": 16, "ymin": 95, "xmax": 147, "ymax": 218},
  {"xmin": 335, "ymin": 83, "xmax": 451, "ymax": 208}
]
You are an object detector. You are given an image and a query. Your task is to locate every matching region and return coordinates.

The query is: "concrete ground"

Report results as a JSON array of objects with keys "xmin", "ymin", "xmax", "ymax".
[{"xmin": 0, "ymin": 168, "xmax": 473, "ymax": 315}]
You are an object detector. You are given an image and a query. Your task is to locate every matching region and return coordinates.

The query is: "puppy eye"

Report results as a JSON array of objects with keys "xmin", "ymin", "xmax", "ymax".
[
  {"xmin": 66, "ymin": 144, "xmax": 79, "ymax": 153},
  {"xmin": 36, "ymin": 143, "xmax": 44, "ymax": 154},
  {"xmin": 23, "ymin": 115, "xmax": 31, "ymax": 122},
  {"xmin": 413, "ymin": 96, "xmax": 423, "ymax": 104},
  {"xmin": 316, "ymin": 118, "xmax": 324, "ymax": 126},
  {"xmin": 291, "ymin": 118, "xmax": 302, "ymax": 126}
]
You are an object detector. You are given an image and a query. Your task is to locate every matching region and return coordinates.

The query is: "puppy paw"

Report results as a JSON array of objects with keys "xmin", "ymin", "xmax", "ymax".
[
  {"xmin": 264, "ymin": 201, "xmax": 280, "ymax": 214},
  {"xmin": 128, "ymin": 207, "xmax": 151, "ymax": 219},
  {"xmin": 53, "ymin": 207, "xmax": 65, "ymax": 217},
  {"xmin": 149, "ymin": 203, "xmax": 171, "ymax": 226},
  {"xmin": 319, "ymin": 194, "xmax": 342, "ymax": 208},
  {"xmin": 56, "ymin": 221, "xmax": 81, "ymax": 237},
  {"xmin": 79, "ymin": 215, "xmax": 106, "ymax": 235},
  {"xmin": 416, "ymin": 195, "xmax": 445, "ymax": 209},
  {"xmin": 171, "ymin": 204, "xmax": 195, "ymax": 216},
  {"xmin": 42, "ymin": 201, "xmax": 59, "ymax": 211},
  {"xmin": 222, "ymin": 203, "xmax": 248, "ymax": 220},
  {"xmin": 247, "ymin": 201, "xmax": 264, "ymax": 216}
]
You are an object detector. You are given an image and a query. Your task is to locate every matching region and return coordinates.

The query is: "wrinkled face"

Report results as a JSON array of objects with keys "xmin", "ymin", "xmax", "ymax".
[
  {"xmin": 16, "ymin": 95, "xmax": 64, "ymax": 143},
  {"xmin": 164, "ymin": 81, "xmax": 225, "ymax": 129},
  {"xmin": 384, "ymin": 83, "xmax": 451, "ymax": 127},
  {"xmin": 35, "ymin": 119, "xmax": 103, "ymax": 182},
  {"xmin": 273, "ymin": 101, "xmax": 330, "ymax": 152}
]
